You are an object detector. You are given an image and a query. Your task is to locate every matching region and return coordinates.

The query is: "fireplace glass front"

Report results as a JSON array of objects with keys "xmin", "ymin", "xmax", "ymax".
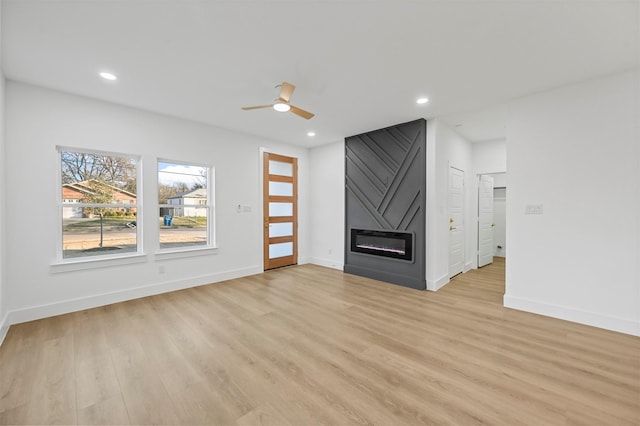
[{"xmin": 350, "ymin": 229, "xmax": 413, "ymax": 262}]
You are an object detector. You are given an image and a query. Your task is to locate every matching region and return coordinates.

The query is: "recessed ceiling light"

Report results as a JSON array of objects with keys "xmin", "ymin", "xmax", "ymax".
[
  {"xmin": 416, "ymin": 97, "xmax": 429, "ymax": 104},
  {"xmin": 99, "ymin": 72, "xmax": 117, "ymax": 81},
  {"xmin": 307, "ymin": 131, "xmax": 316, "ymax": 137}
]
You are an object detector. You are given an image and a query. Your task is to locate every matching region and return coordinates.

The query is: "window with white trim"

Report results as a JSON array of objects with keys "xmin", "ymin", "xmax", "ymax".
[
  {"xmin": 158, "ymin": 160, "xmax": 213, "ymax": 250},
  {"xmin": 58, "ymin": 148, "xmax": 140, "ymax": 260}
]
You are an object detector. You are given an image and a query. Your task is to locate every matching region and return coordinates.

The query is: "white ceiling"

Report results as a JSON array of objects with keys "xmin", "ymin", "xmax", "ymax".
[{"xmin": 2, "ymin": 1, "xmax": 638, "ymax": 147}]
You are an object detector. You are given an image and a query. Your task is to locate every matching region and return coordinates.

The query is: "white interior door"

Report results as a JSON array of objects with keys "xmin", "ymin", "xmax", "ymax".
[
  {"xmin": 448, "ymin": 167, "xmax": 464, "ymax": 278},
  {"xmin": 493, "ymin": 187, "xmax": 506, "ymax": 257},
  {"xmin": 478, "ymin": 175, "xmax": 494, "ymax": 267}
]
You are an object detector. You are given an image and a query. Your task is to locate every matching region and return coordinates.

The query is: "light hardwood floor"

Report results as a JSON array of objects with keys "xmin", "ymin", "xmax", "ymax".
[{"xmin": 1, "ymin": 258, "xmax": 639, "ymax": 425}]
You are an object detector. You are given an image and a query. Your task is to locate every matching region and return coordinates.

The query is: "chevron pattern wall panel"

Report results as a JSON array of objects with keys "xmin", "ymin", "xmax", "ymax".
[{"xmin": 344, "ymin": 119, "xmax": 426, "ymax": 290}]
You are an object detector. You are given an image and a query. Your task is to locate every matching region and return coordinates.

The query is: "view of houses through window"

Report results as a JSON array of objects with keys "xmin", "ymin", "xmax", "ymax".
[
  {"xmin": 59, "ymin": 150, "xmax": 212, "ymax": 261},
  {"xmin": 60, "ymin": 149, "xmax": 139, "ymax": 259},
  {"xmin": 158, "ymin": 161, "xmax": 211, "ymax": 249}
]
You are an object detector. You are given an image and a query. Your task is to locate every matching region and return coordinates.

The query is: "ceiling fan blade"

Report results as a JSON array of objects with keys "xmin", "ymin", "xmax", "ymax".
[
  {"xmin": 279, "ymin": 82, "xmax": 296, "ymax": 102},
  {"xmin": 289, "ymin": 105, "xmax": 315, "ymax": 120},
  {"xmin": 241, "ymin": 104, "xmax": 273, "ymax": 110}
]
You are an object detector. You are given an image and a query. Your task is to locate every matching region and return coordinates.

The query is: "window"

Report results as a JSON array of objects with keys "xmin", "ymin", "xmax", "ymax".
[
  {"xmin": 58, "ymin": 148, "xmax": 140, "ymax": 260},
  {"xmin": 158, "ymin": 160, "xmax": 213, "ymax": 250}
]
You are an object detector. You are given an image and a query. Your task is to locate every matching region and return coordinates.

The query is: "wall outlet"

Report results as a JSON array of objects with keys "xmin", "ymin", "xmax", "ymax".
[
  {"xmin": 328, "ymin": 248, "xmax": 332, "ymax": 255},
  {"xmin": 158, "ymin": 265, "xmax": 166, "ymax": 274}
]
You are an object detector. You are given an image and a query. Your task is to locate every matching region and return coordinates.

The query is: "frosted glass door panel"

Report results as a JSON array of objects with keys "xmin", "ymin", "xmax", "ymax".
[
  {"xmin": 264, "ymin": 152, "xmax": 297, "ymax": 270},
  {"xmin": 269, "ymin": 202, "xmax": 293, "ymax": 217},
  {"xmin": 269, "ymin": 160, "xmax": 293, "ymax": 177},
  {"xmin": 269, "ymin": 242, "xmax": 293, "ymax": 259},
  {"xmin": 269, "ymin": 222, "xmax": 293, "ymax": 238},
  {"xmin": 269, "ymin": 181, "xmax": 293, "ymax": 196}
]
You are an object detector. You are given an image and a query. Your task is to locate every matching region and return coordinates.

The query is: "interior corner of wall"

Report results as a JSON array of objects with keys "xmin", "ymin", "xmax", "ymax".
[{"xmin": 309, "ymin": 257, "xmax": 343, "ymax": 270}]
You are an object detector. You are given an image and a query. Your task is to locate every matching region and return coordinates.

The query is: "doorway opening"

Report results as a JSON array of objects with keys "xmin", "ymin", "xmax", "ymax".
[
  {"xmin": 493, "ymin": 187, "xmax": 506, "ymax": 259},
  {"xmin": 477, "ymin": 172, "xmax": 506, "ymax": 268}
]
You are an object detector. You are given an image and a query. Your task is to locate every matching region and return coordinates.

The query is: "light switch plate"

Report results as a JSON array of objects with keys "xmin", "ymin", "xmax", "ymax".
[{"xmin": 525, "ymin": 204, "xmax": 543, "ymax": 215}]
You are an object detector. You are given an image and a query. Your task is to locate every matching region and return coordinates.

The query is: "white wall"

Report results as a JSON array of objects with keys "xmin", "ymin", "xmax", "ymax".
[
  {"xmin": 0, "ymin": 0, "xmax": 8, "ymax": 344},
  {"xmin": 505, "ymin": 69, "xmax": 640, "ymax": 336},
  {"xmin": 426, "ymin": 119, "xmax": 474, "ymax": 290},
  {"xmin": 472, "ymin": 139, "xmax": 506, "ymax": 175},
  {"xmin": 3, "ymin": 81, "xmax": 310, "ymax": 324},
  {"xmin": 486, "ymin": 172, "xmax": 507, "ymax": 188},
  {"xmin": 309, "ymin": 141, "xmax": 344, "ymax": 269}
]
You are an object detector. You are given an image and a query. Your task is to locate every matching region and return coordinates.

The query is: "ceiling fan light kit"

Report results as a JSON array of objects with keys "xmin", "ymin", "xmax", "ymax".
[
  {"xmin": 242, "ymin": 82, "xmax": 315, "ymax": 119},
  {"xmin": 273, "ymin": 101, "xmax": 290, "ymax": 112}
]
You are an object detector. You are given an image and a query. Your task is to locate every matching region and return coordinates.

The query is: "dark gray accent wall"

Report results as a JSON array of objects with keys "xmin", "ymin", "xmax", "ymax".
[{"xmin": 344, "ymin": 119, "xmax": 426, "ymax": 290}]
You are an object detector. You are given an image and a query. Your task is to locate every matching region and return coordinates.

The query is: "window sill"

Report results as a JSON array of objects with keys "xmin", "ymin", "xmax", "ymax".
[
  {"xmin": 50, "ymin": 253, "xmax": 148, "ymax": 273},
  {"xmin": 154, "ymin": 246, "xmax": 219, "ymax": 260}
]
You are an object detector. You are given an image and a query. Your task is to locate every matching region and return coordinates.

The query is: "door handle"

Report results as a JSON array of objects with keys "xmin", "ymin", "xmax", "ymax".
[
  {"xmin": 449, "ymin": 218, "xmax": 454, "ymax": 223},
  {"xmin": 450, "ymin": 226, "xmax": 456, "ymax": 231}
]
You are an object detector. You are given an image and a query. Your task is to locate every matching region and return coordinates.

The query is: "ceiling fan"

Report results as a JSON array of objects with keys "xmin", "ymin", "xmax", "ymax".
[{"xmin": 241, "ymin": 82, "xmax": 315, "ymax": 120}]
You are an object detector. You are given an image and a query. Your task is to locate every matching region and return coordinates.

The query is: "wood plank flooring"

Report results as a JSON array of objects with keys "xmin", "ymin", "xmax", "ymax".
[{"xmin": 1, "ymin": 258, "xmax": 639, "ymax": 425}]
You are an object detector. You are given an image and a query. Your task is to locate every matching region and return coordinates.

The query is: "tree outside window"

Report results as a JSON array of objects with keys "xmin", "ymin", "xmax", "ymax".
[{"xmin": 59, "ymin": 149, "xmax": 139, "ymax": 259}]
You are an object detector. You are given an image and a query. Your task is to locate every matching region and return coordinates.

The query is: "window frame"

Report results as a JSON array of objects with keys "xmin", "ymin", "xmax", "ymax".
[
  {"xmin": 55, "ymin": 146, "xmax": 143, "ymax": 264},
  {"xmin": 157, "ymin": 158, "xmax": 216, "ymax": 254}
]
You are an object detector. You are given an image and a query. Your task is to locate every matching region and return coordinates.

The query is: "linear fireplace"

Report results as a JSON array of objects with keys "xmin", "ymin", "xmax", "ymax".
[
  {"xmin": 350, "ymin": 229, "xmax": 413, "ymax": 262},
  {"xmin": 344, "ymin": 118, "xmax": 426, "ymax": 290}
]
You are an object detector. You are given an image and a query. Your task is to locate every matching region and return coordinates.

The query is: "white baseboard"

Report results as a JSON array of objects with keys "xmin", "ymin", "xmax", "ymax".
[
  {"xmin": 5, "ymin": 266, "xmax": 262, "ymax": 328},
  {"xmin": 504, "ymin": 294, "xmax": 640, "ymax": 337},
  {"xmin": 464, "ymin": 262, "xmax": 473, "ymax": 272},
  {"xmin": 426, "ymin": 273, "xmax": 449, "ymax": 292},
  {"xmin": 309, "ymin": 257, "xmax": 344, "ymax": 270},
  {"xmin": 0, "ymin": 312, "xmax": 9, "ymax": 347}
]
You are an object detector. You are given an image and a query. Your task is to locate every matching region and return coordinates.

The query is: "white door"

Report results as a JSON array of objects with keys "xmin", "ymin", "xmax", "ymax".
[
  {"xmin": 448, "ymin": 167, "xmax": 464, "ymax": 278},
  {"xmin": 478, "ymin": 175, "xmax": 494, "ymax": 267}
]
